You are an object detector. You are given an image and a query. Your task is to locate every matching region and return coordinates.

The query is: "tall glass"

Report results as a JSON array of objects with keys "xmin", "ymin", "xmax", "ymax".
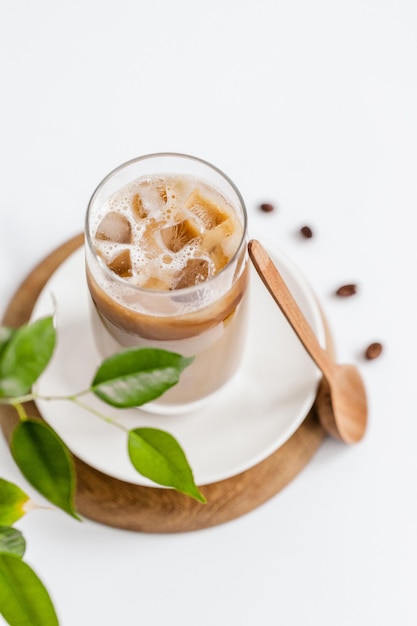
[{"xmin": 85, "ymin": 153, "xmax": 249, "ymax": 413}]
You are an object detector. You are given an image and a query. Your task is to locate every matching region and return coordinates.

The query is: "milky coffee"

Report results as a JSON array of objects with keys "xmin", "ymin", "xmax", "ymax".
[{"xmin": 85, "ymin": 155, "xmax": 249, "ymax": 412}]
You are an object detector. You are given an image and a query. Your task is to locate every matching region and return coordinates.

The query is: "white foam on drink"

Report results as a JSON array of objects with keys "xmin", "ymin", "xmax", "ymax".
[{"xmin": 90, "ymin": 174, "xmax": 243, "ymax": 297}]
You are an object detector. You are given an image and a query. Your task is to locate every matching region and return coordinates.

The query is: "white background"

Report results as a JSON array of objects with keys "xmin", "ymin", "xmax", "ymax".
[{"xmin": 1, "ymin": 1, "xmax": 416, "ymax": 625}]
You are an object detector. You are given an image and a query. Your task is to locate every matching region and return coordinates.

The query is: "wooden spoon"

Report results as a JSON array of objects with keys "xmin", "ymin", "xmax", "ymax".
[{"xmin": 248, "ymin": 239, "xmax": 367, "ymax": 444}]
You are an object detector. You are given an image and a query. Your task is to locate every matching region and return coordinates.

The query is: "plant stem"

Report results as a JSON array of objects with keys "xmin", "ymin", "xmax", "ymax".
[
  {"xmin": 0, "ymin": 390, "xmax": 128, "ymax": 433},
  {"xmin": 0, "ymin": 394, "xmax": 34, "ymax": 405},
  {"xmin": 12, "ymin": 402, "xmax": 28, "ymax": 422},
  {"xmin": 70, "ymin": 397, "xmax": 128, "ymax": 432},
  {"xmin": 36, "ymin": 389, "xmax": 91, "ymax": 402}
]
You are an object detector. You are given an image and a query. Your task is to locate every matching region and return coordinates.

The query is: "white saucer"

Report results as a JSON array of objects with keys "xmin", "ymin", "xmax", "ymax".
[{"xmin": 31, "ymin": 242, "xmax": 325, "ymax": 487}]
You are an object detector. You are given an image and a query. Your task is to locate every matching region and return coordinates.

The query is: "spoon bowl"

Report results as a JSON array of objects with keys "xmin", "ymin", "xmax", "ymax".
[
  {"xmin": 248, "ymin": 239, "xmax": 368, "ymax": 444},
  {"xmin": 316, "ymin": 364, "xmax": 367, "ymax": 443}
]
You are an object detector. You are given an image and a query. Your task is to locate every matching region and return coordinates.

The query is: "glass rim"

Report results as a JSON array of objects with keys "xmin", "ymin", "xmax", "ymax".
[{"xmin": 85, "ymin": 152, "xmax": 248, "ymax": 295}]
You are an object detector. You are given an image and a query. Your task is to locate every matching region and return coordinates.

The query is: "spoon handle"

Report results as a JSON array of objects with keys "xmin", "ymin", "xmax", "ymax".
[{"xmin": 248, "ymin": 240, "xmax": 334, "ymax": 380}]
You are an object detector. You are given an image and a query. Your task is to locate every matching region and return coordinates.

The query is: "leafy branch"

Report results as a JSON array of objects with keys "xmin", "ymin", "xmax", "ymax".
[
  {"xmin": 0, "ymin": 478, "xmax": 59, "ymax": 625},
  {"xmin": 0, "ymin": 315, "xmax": 205, "ymax": 625}
]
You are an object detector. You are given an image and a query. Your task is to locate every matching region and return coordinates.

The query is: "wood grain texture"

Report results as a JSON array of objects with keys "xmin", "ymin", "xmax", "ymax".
[
  {"xmin": 0, "ymin": 235, "xmax": 327, "ymax": 533},
  {"xmin": 249, "ymin": 239, "xmax": 367, "ymax": 445}
]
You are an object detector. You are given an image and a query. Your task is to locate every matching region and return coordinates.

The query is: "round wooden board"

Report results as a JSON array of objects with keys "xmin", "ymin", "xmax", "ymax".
[{"xmin": 0, "ymin": 234, "xmax": 327, "ymax": 533}]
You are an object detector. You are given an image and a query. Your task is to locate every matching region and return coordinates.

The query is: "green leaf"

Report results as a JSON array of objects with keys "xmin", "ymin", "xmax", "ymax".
[
  {"xmin": 0, "ymin": 327, "xmax": 15, "ymax": 357},
  {"xmin": 0, "ymin": 527, "xmax": 26, "ymax": 558},
  {"xmin": 128, "ymin": 427, "xmax": 206, "ymax": 503},
  {"xmin": 0, "ymin": 479, "xmax": 30, "ymax": 526},
  {"xmin": 10, "ymin": 419, "xmax": 80, "ymax": 520},
  {"xmin": 91, "ymin": 348, "xmax": 194, "ymax": 408},
  {"xmin": 0, "ymin": 317, "xmax": 56, "ymax": 398},
  {"xmin": 0, "ymin": 553, "xmax": 59, "ymax": 626}
]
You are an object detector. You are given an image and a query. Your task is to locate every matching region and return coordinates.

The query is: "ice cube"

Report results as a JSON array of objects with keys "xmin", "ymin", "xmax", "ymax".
[
  {"xmin": 209, "ymin": 244, "xmax": 229, "ymax": 272},
  {"xmin": 142, "ymin": 276, "xmax": 170, "ymax": 290},
  {"xmin": 95, "ymin": 211, "xmax": 132, "ymax": 244},
  {"xmin": 157, "ymin": 185, "xmax": 168, "ymax": 203},
  {"xmin": 200, "ymin": 218, "xmax": 234, "ymax": 254},
  {"xmin": 160, "ymin": 219, "xmax": 200, "ymax": 252},
  {"xmin": 132, "ymin": 193, "xmax": 147, "ymax": 219},
  {"xmin": 185, "ymin": 189, "xmax": 228, "ymax": 230},
  {"xmin": 136, "ymin": 179, "xmax": 169, "ymax": 215},
  {"xmin": 107, "ymin": 249, "xmax": 132, "ymax": 278},
  {"xmin": 174, "ymin": 258, "xmax": 210, "ymax": 289},
  {"xmin": 142, "ymin": 219, "xmax": 163, "ymax": 259}
]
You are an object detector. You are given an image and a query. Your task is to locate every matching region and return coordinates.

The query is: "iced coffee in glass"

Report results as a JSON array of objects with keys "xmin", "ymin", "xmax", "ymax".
[{"xmin": 85, "ymin": 153, "xmax": 249, "ymax": 413}]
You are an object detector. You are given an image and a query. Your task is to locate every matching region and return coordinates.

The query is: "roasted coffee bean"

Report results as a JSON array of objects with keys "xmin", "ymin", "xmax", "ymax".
[
  {"xmin": 336, "ymin": 283, "xmax": 357, "ymax": 297},
  {"xmin": 300, "ymin": 225, "xmax": 313, "ymax": 238},
  {"xmin": 365, "ymin": 342, "xmax": 383, "ymax": 360},
  {"xmin": 260, "ymin": 202, "xmax": 274, "ymax": 213}
]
